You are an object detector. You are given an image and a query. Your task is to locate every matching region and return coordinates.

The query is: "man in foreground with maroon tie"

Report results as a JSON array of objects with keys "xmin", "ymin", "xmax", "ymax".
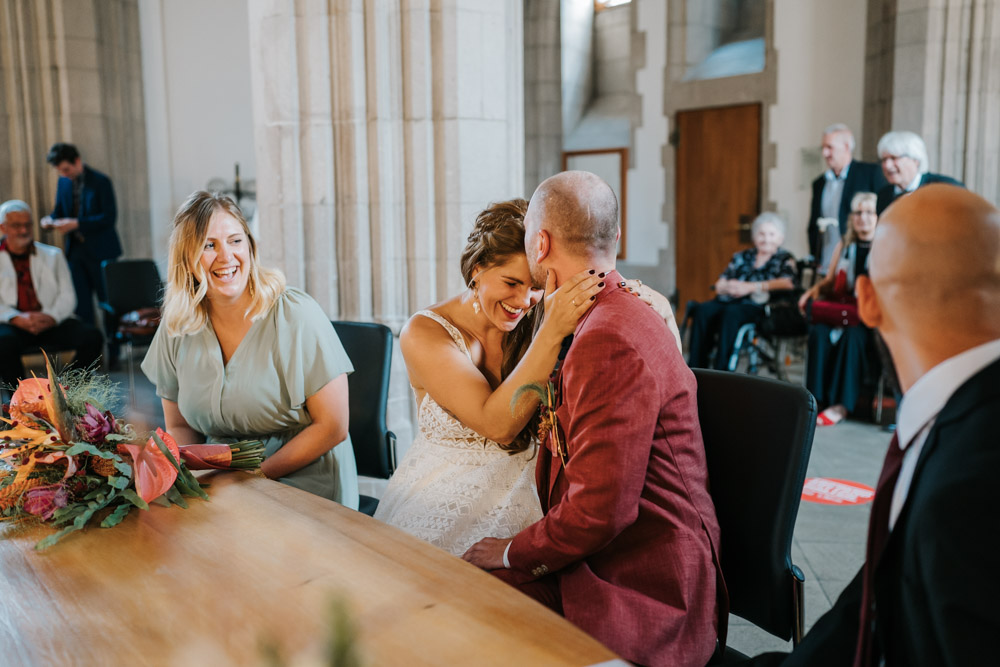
[{"xmin": 750, "ymin": 183, "xmax": 1000, "ymax": 665}]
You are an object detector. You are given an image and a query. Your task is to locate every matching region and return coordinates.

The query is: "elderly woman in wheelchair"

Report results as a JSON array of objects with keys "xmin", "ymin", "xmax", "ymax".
[
  {"xmin": 687, "ymin": 212, "xmax": 797, "ymax": 370},
  {"xmin": 798, "ymin": 191, "xmax": 879, "ymax": 426}
]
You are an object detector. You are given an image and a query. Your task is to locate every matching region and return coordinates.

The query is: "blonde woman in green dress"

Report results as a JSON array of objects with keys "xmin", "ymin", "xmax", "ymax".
[{"xmin": 142, "ymin": 191, "xmax": 358, "ymax": 507}]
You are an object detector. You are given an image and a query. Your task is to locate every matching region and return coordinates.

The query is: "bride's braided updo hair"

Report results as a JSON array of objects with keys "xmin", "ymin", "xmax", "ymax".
[
  {"xmin": 459, "ymin": 198, "xmax": 539, "ymax": 454},
  {"xmin": 460, "ymin": 198, "xmax": 529, "ymax": 288}
]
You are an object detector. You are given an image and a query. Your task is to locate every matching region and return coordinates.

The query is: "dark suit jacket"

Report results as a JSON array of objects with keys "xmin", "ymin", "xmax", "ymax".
[
  {"xmin": 808, "ymin": 161, "xmax": 886, "ymax": 259},
  {"xmin": 505, "ymin": 271, "xmax": 727, "ymax": 667},
  {"xmin": 50, "ymin": 164, "xmax": 122, "ymax": 261},
  {"xmin": 875, "ymin": 172, "xmax": 964, "ymax": 215},
  {"xmin": 751, "ymin": 355, "xmax": 1000, "ymax": 666}
]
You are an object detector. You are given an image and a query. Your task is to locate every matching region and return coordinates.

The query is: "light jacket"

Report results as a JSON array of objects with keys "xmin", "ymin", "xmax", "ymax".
[{"xmin": 0, "ymin": 241, "xmax": 77, "ymax": 324}]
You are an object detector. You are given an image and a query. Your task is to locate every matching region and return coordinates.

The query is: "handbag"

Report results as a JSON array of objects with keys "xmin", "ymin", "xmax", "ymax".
[
  {"xmin": 117, "ymin": 307, "xmax": 161, "ymax": 337},
  {"xmin": 809, "ymin": 298, "xmax": 860, "ymax": 328}
]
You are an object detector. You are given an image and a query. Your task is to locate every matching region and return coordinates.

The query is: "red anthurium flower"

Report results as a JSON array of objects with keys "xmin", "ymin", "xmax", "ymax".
[
  {"xmin": 8, "ymin": 378, "xmax": 53, "ymax": 426},
  {"xmin": 118, "ymin": 429, "xmax": 180, "ymax": 503}
]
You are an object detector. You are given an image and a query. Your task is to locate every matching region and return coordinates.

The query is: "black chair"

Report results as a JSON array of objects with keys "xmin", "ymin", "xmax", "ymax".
[
  {"xmin": 694, "ymin": 369, "xmax": 816, "ymax": 663},
  {"xmin": 331, "ymin": 321, "xmax": 397, "ymax": 516},
  {"xmin": 99, "ymin": 260, "xmax": 163, "ymax": 407}
]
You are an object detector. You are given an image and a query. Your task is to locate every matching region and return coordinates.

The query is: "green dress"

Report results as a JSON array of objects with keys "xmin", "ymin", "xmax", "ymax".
[{"xmin": 141, "ymin": 287, "xmax": 359, "ymax": 508}]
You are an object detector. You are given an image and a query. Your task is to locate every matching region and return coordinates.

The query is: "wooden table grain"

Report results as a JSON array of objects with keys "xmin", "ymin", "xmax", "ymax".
[{"xmin": 0, "ymin": 471, "xmax": 619, "ymax": 666}]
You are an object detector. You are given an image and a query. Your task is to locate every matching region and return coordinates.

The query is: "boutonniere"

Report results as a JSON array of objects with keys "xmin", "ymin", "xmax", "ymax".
[{"xmin": 511, "ymin": 380, "xmax": 566, "ymax": 466}]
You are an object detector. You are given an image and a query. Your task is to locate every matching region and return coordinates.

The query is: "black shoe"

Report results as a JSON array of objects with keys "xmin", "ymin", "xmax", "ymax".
[{"xmin": 882, "ymin": 422, "xmax": 897, "ymax": 433}]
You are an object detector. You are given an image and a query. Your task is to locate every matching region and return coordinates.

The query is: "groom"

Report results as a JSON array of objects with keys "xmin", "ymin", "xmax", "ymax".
[{"xmin": 463, "ymin": 171, "xmax": 727, "ymax": 666}]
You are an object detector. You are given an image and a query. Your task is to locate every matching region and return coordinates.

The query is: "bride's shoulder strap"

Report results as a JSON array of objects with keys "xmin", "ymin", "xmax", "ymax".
[{"xmin": 413, "ymin": 310, "xmax": 471, "ymax": 358}]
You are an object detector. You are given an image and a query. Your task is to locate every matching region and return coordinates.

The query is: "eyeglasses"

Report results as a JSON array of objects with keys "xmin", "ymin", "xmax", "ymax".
[
  {"xmin": 851, "ymin": 209, "xmax": 876, "ymax": 216},
  {"xmin": 880, "ymin": 154, "xmax": 913, "ymax": 164}
]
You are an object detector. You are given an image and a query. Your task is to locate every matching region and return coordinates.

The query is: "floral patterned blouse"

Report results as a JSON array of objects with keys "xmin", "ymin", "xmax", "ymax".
[{"xmin": 718, "ymin": 248, "xmax": 797, "ymax": 302}]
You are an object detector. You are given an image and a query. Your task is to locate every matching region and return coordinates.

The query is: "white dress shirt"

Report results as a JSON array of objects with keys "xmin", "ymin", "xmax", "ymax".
[
  {"xmin": 820, "ymin": 161, "xmax": 851, "ymax": 220},
  {"xmin": 0, "ymin": 241, "xmax": 77, "ymax": 324},
  {"xmin": 889, "ymin": 338, "xmax": 1000, "ymax": 530},
  {"xmin": 892, "ymin": 172, "xmax": 923, "ymax": 197}
]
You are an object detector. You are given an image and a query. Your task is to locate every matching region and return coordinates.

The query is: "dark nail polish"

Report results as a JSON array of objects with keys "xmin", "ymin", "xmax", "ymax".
[
  {"xmin": 590, "ymin": 295, "xmax": 596, "ymax": 301},
  {"xmin": 589, "ymin": 269, "xmax": 595, "ymax": 274},
  {"xmin": 598, "ymin": 272, "xmax": 606, "ymax": 278},
  {"xmin": 598, "ymin": 282, "xmax": 605, "ymax": 288}
]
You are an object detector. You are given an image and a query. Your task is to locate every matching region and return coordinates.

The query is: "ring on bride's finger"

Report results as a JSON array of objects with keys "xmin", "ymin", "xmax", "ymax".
[{"xmin": 572, "ymin": 298, "xmax": 578, "ymax": 306}]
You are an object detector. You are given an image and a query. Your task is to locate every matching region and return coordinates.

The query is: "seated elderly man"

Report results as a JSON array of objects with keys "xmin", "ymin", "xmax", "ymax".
[{"xmin": 0, "ymin": 199, "xmax": 103, "ymax": 390}]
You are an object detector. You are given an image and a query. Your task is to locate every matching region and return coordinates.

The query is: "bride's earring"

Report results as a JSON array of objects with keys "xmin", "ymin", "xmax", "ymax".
[{"xmin": 471, "ymin": 282, "xmax": 481, "ymax": 314}]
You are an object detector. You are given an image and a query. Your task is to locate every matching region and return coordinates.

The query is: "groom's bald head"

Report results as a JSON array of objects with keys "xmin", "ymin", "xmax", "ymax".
[{"xmin": 525, "ymin": 171, "xmax": 619, "ymax": 260}]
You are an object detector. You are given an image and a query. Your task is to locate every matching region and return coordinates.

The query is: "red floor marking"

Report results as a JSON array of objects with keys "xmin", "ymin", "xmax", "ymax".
[{"xmin": 802, "ymin": 477, "xmax": 875, "ymax": 505}]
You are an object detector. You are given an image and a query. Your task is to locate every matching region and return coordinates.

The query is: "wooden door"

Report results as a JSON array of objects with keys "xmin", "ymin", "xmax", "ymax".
[{"xmin": 675, "ymin": 104, "xmax": 761, "ymax": 315}]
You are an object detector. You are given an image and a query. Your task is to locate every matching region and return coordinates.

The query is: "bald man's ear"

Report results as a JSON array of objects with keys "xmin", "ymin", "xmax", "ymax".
[
  {"xmin": 615, "ymin": 226, "xmax": 621, "ymax": 243},
  {"xmin": 535, "ymin": 229, "xmax": 551, "ymax": 264},
  {"xmin": 856, "ymin": 275, "xmax": 882, "ymax": 329}
]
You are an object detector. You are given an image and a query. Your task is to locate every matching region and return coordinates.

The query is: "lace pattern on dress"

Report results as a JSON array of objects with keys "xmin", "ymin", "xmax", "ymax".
[{"xmin": 372, "ymin": 310, "xmax": 542, "ymax": 555}]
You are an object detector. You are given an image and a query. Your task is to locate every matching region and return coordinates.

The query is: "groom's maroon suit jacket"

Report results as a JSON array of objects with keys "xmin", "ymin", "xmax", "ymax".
[{"xmin": 504, "ymin": 272, "xmax": 727, "ymax": 667}]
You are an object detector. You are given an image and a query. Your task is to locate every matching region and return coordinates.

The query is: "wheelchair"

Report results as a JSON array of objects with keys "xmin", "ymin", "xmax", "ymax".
[{"xmin": 680, "ymin": 258, "xmax": 815, "ymax": 380}]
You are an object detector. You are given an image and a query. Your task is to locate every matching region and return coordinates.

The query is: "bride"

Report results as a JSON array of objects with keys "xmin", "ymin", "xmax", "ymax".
[
  {"xmin": 374, "ymin": 199, "xmax": 604, "ymax": 555},
  {"xmin": 375, "ymin": 199, "xmax": 678, "ymax": 556}
]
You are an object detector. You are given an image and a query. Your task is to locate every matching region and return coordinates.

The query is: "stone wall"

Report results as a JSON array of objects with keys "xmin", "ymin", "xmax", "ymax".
[{"xmin": 247, "ymin": 0, "xmax": 526, "ymax": 472}]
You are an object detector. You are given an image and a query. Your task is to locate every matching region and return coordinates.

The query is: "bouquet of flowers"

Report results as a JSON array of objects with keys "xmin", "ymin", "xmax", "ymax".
[{"xmin": 0, "ymin": 355, "xmax": 264, "ymax": 550}]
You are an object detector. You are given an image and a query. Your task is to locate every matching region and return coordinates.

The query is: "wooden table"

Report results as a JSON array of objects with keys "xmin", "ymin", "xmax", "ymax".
[{"xmin": 0, "ymin": 472, "xmax": 620, "ymax": 666}]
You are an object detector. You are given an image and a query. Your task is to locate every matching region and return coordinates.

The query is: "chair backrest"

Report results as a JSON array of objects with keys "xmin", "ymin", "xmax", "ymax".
[
  {"xmin": 693, "ymin": 369, "xmax": 816, "ymax": 641},
  {"xmin": 101, "ymin": 259, "xmax": 162, "ymax": 314},
  {"xmin": 331, "ymin": 321, "xmax": 394, "ymax": 480}
]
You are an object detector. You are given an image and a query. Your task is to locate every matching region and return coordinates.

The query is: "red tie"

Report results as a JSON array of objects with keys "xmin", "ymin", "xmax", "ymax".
[{"xmin": 854, "ymin": 433, "xmax": 904, "ymax": 667}]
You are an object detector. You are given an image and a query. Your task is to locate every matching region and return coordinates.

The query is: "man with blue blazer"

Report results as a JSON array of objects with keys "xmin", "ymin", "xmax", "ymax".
[
  {"xmin": 875, "ymin": 130, "xmax": 964, "ymax": 215},
  {"xmin": 745, "ymin": 184, "xmax": 1000, "ymax": 666},
  {"xmin": 807, "ymin": 124, "xmax": 886, "ymax": 272},
  {"xmin": 42, "ymin": 143, "xmax": 122, "ymax": 330}
]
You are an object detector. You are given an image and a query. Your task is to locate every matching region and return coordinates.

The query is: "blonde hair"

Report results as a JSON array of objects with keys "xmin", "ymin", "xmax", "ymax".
[
  {"xmin": 844, "ymin": 191, "xmax": 878, "ymax": 246},
  {"xmin": 161, "ymin": 191, "xmax": 285, "ymax": 336}
]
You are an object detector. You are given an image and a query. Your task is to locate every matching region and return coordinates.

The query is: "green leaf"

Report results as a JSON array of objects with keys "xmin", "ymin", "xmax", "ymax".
[
  {"xmin": 34, "ymin": 524, "xmax": 83, "ymax": 550},
  {"xmin": 164, "ymin": 486, "xmax": 188, "ymax": 509},
  {"xmin": 108, "ymin": 475, "xmax": 130, "ymax": 490},
  {"xmin": 113, "ymin": 460, "xmax": 132, "ymax": 476},
  {"xmin": 72, "ymin": 508, "xmax": 96, "ymax": 530},
  {"xmin": 100, "ymin": 502, "xmax": 132, "ymax": 528},
  {"xmin": 43, "ymin": 352, "xmax": 76, "ymax": 442},
  {"xmin": 121, "ymin": 488, "xmax": 149, "ymax": 510},
  {"xmin": 104, "ymin": 433, "xmax": 136, "ymax": 443},
  {"xmin": 510, "ymin": 382, "xmax": 547, "ymax": 415}
]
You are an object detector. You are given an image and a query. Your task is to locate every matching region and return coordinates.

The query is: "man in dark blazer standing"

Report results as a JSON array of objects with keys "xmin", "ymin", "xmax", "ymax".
[
  {"xmin": 747, "ymin": 184, "xmax": 1000, "ymax": 666},
  {"xmin": 875, "ymin": 130, "xmax": 964, "ymax": 214},
  {"xmin": 41, "ymin": 142, "xmax": 122, "ymax": 330},
  {"xmin": 464, "ymin": 171, "xmax": 727, "ymax": 667},
  {"xmin": 807, "ymin": 124, "xmax": 886, "ymax": 272}
]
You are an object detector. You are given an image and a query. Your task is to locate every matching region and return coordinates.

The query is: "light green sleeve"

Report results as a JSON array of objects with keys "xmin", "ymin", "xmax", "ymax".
[
  {"xmin": 275, "ymin": 288, "xmax": 354, "ymax": 407},
  {"xmin": 140, "ymin": 326, "xmax": 180, "ymax": 402}
]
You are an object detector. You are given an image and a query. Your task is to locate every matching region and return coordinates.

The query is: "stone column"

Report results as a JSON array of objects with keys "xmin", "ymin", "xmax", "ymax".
[
  {"xmin": 523, "ymin": 0, "xmax": 562, "ymax": 195},
  {"xmin": 0, "ymin": 0, "xmax": 149, "ymax": 257},
  {"xmin": 247, "ymin": 0, "xmax": 526, "ymax": 463},
  {"xmin": 865, "ymin": 0, "xmax": 1000, "ymax": 203}
]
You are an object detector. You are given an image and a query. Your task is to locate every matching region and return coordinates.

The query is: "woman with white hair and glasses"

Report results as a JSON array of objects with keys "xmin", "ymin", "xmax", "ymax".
[
  {"xmin": 876, "ymin": 130, "xmax": 963, "ymax": 214},
  {"xmin": 141, "ymin": 191, "xmax": 359, "ymax": 507},
  {"xmin": 687, "ymin": 211, "xmax": 798, "ymax": 370}
]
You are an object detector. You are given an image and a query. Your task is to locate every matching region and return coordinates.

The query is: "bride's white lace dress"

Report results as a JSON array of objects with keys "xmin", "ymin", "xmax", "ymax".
[{"xmin": 373, "ymin": 310, "xmax": 543, "ymax": 556}]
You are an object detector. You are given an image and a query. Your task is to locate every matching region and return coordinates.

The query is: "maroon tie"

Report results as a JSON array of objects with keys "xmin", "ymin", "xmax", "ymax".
[{"xmin": 854, "ymin": 433, "xmax": 904, "ymax": 667}]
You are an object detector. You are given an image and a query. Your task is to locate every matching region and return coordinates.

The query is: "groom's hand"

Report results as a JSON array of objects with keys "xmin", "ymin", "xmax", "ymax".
[{"xmin": 462, "ymin": 537, "xmax": 512, "ymax": 570}]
